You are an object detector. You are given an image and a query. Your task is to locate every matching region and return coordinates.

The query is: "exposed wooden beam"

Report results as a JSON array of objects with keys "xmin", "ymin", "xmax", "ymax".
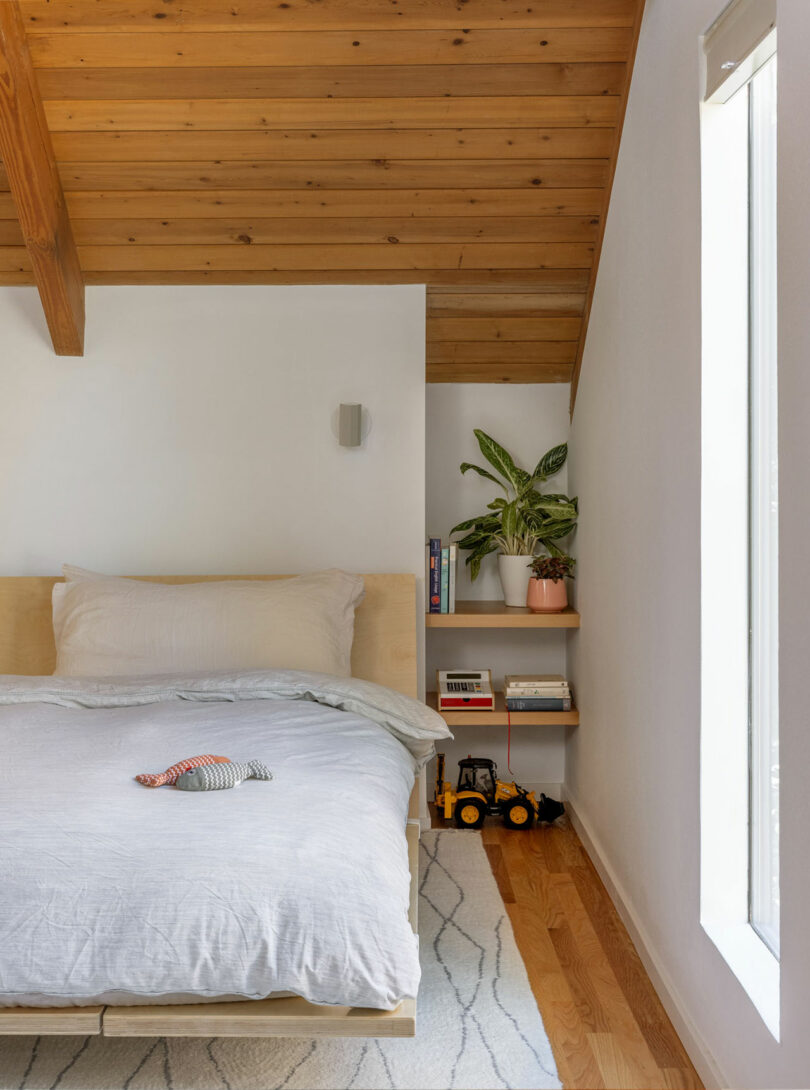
[{"xmin": 0, "ymin": 0, "xmax": 83, "ymax": 354}]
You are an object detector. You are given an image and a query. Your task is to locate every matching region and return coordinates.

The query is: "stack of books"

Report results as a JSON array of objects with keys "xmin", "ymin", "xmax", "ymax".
[
  {"xmin": 505, "ymin": 674, "xmax": 572, "ymax": 711},
  {"xmin": 426, "ymin": 538, "xmax": 457, "ymax": 614}
]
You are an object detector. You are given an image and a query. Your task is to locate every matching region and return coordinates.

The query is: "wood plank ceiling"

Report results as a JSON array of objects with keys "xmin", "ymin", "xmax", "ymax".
[{"xmin": 0, "ymin": 0, "xmax": 645, "ymax": 396}]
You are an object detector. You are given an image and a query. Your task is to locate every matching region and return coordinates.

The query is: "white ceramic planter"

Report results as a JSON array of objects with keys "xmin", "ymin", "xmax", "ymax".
[{"xmin": 498, "ymin": 554, "xmax": 532, "ymax": 607}]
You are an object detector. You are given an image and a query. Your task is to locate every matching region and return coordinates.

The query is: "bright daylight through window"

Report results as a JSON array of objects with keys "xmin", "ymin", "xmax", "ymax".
[{"xmin": 700, "ymin": 0, "xmax": 779, "ymax": 1039}]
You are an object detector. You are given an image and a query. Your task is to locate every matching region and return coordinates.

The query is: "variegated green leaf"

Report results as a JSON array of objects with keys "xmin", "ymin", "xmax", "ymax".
[
  {"xmin": 459, "ymin": 461, "xmax": 507, "ymax": 491},
  {"xmin": 543, "ymin": 540, "xmax": 566, "ymax": 559},
  {"xmin": 532, "ymin": 443, "xmax": 568, "ymax": 481},
  {"xmin": 450, "ymin": 513, "xmax": 497, "ymax": 535},
  {"xmin": 468, "ymin": 540, "xmax": 498, "ymax": 581},
  {"xmin": 532, "ymin": 500, "xmax": 578, "ymax": 521},
  {"xmin": 474, "ymin": 429, "xmax": 522, "ymax": 493},
  {"xmin": 537, "ymin": 519, "xmax": 577, "ymax": 541},
  {"xmin": 456, "ymin": 529, "xmax": 496, "ymax": 550},
  {"xmin": 501, "ymin": 500, "xmax": 518, "ymax": 539}
]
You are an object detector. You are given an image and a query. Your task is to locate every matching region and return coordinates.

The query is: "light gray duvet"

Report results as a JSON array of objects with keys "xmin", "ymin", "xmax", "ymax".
[{"xmin": 0, "ymin": 670, "xmax": 451, "ymax": 1011}]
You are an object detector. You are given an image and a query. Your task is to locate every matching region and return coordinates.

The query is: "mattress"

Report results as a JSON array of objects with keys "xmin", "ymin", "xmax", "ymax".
[{"xmin": 0, "ymin": 670, "xmax": 451, "ymax": 1011}]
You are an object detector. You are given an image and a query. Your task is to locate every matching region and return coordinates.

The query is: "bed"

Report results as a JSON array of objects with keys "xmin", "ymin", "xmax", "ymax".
[{"xmin": 0, "ymin": 573, "xmax": 441, "ymax": 1039}]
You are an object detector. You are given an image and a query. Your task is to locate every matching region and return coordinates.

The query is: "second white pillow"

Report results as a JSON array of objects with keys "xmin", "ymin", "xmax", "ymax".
[{"xmin": 52, "ymin": 568, "xmax": 365, "ymax": 678}]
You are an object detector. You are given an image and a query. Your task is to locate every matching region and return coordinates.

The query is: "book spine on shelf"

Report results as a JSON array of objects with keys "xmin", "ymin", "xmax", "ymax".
[
  {"xmin": 440, "ymin": 547, "xmax": 450, "ymax": 613},
  {"xmin": 506, "ymin": 697, "xmax": 572, "ymax": 711},
  {"xmin": 425, "ymin": 543, "xmax": 430, "ymax": 612},
  {"xmin": 506, "ymin": 686, "xmax": 570, "ymax": 697},
  {"xmin": 428, "ymin": 538, "xmax": 442, "ymax": 613},
  {"xmin": 448, "ymin": 544, "xmax": 457, "ymax": 613}
]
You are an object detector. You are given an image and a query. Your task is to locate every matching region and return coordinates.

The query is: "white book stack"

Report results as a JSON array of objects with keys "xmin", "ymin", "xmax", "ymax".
[{"xmin": 504, "ymin": 674, "xmax": 572, "ymax": 711}]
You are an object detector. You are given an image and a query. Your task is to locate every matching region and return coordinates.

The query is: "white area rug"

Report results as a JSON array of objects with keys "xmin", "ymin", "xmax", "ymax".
[{"xmin": 0, "ymin": 830, "xmax": 561, "ymax": 1090}]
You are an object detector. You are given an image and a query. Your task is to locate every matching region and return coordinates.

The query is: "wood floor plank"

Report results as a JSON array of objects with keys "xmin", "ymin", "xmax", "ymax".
[
  {"xmin": 662, "ymin": 1067, "xmax": 702, "ymax": 1090},
  {"xmin": 552, "ymin": 875, "xmax": 670, "ymax": 1088},
  {"xmin": 569, "ymin": 860, "xmax": 696, "ymax": 1073},
  {"xmin": 508, "ymin": 900, "xmax": 606, "ymax": 1089},
  {"xmin": 588, "ymin": 1031, "xmax": 661, "ymax": 1090},
  {"xmin": 499, "ymin": 830, "xmax": 567, "ymax": 930},
  {"xmin": 548, "ymin": 920, "xmax": 610, "ymax": 1033},
  {"xmin": 427, "ymin": 806, "xmax": 703, "ymax": 1089},
  {"xmin": 483, "ymin": 844, "xmax": 516, "ymax": 904}
]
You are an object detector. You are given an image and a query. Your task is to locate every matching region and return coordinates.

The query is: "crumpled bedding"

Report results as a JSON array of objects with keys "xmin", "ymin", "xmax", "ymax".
[{"xmin": 0, "ymin": 670, "xmax": 451, "ymax": 1010}]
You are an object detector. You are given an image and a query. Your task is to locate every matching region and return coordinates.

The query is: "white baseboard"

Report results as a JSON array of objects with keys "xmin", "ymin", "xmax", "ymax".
[{"xmin": 564, "ymin": 792, "xmax": 729, "ymax": 1090}]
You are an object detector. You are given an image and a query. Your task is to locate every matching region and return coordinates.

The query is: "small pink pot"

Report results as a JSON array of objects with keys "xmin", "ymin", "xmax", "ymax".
[{"xmin": 526, "ymin": 577, "xmax": 568, "ymax": 613}]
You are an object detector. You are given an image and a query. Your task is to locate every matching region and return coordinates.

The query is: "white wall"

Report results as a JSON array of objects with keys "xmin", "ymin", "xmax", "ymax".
[
  {"xmin": 426, "ymin": 384, "xmax": 571, "ymax": 792},
  {"xmin": 0, "ymin": 283, "xmax": 426, "ymax": 617},
  {"xmin": 567, "ymin": 1, "xmax": 810, "ymax": 1086}
]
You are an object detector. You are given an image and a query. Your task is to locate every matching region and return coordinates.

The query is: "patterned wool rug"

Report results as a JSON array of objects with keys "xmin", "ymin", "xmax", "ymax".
[{"xmin": 0, "ymin": 830, "xmax": 561, "ymax": 1090}]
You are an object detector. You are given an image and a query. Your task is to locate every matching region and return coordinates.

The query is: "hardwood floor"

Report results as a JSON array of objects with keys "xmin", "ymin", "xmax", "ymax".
[{"xmin": 430, "ymin": 806, "xmax": 703, "ymax": 1090}]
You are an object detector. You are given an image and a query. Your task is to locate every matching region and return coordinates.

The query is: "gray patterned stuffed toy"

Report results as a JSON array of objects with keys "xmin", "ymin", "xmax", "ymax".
[{"xmin": 175, "ymin": 760, "xmax": 273, "ymax": 791}]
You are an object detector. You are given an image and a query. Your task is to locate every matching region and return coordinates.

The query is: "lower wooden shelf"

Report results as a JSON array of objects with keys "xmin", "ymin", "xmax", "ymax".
[{"xmin": 427, "ymin": 691, "xmax": 579, "ymax": 727}]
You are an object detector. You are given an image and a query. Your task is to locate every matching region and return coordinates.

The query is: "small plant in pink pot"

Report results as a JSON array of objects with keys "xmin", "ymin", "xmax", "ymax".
[{"xmin": 526, "ymin": 554, "xmax": 575, "ymax": 613}]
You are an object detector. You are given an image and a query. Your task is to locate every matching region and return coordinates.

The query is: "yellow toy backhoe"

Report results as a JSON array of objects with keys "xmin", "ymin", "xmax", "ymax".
[{"xmin": 434, "ymin": 753, "xmax": 564, "ymax": 830}]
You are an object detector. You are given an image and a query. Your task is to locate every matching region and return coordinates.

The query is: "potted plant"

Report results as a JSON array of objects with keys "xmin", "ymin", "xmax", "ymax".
[
  {"xmin": 450, "ymin": 430, "xmax": 578, "ymax": 607},
  {"xmin": 526, "ymin": 554, "xmax": 575, "ymax": 613}
]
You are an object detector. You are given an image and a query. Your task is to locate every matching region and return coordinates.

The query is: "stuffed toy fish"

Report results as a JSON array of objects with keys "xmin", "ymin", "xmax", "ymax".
[
  {"xmin": 175, "ymin": 759, "xmax": 273, "ymax": 792},
  {"xmin": 135, "ymin": 754, "xmax": 231, "ymax": 788}
]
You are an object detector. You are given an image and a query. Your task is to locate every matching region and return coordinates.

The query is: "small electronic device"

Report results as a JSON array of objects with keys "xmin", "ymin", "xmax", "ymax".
[{"xmin": 436, "ymin": 669, "xmax": 495, "ymax": 710}]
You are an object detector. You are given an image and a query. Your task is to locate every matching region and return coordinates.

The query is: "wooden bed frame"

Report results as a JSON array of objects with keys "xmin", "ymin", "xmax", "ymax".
[{"xmin": 0, "ymin": 573, "xmax": 420, "ymax": 1039}]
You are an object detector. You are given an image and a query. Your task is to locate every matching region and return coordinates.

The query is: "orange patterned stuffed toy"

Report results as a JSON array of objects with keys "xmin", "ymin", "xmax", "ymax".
[{"xmin": 135, "ymin": 754, "xmax": 231, "ymax": 788}]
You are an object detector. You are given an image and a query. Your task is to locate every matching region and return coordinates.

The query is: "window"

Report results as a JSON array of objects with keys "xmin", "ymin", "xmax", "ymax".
[{"xmin": 700, "ymin": 0, "xmax": 779, "ymax": 1039}]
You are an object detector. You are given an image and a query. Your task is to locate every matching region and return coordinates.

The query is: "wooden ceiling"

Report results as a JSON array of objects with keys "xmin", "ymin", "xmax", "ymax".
[{"xmin": 0, "ymin": 0, "xmax": 644, "ymax": 399}]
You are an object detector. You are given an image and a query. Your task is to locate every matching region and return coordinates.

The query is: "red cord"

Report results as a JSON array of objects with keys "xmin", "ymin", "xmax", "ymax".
[{"xmin": 506, "ymin": 706, "xmax": 514, "ymax": 777}]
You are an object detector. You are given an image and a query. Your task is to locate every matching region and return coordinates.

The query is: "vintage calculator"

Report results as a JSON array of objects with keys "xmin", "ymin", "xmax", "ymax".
[{"xmin": 436, "ymin": 669, "xmax": 495, "ymax": 711}]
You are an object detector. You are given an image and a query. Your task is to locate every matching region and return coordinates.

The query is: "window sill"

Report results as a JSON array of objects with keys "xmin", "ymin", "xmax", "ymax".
[{"xmin": 701, "ymin": 919, "xmax": 780, "ymax": 1040}]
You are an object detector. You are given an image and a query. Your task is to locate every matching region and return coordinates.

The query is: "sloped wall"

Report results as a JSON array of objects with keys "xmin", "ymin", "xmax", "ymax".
[{"xmin": 567, "ymin": 1, "xmax": 810, "ymax": 1086}]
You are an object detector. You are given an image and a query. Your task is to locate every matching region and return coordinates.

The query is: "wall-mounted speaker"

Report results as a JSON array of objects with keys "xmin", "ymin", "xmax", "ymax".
[{"xmin": 338, "ymin": 403, "xmax": 363, "ymax": 448}]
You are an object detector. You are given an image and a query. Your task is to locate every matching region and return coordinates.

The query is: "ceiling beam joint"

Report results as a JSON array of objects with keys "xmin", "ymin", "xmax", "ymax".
[{"xmin": 0, "ymin": 0, "xmax": 84, "ymax": 355}]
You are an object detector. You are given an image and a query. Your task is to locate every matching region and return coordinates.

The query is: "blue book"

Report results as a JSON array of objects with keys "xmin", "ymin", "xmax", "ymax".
[
  {"xmin": 440, "ymin": 547, "xmax": 450, "ymax": 613},
  {"xmin": 428, "ymin": 538, "xmax": 442, "ymax": 613}
]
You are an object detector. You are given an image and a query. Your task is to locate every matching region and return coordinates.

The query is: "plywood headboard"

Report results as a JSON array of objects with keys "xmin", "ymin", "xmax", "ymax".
[{"xmin": 0, "ymin": 573, "xmax": 417, "ymax": 698}]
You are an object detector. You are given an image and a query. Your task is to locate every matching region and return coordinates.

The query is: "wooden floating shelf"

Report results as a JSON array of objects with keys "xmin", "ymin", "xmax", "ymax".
[
  {"xmin": 427, "ymin": 691, "xmax": 579, "ymax": 727},
  {"xmin": 425, "ymin": 602, "xmax": 580, "ymax": 628}
]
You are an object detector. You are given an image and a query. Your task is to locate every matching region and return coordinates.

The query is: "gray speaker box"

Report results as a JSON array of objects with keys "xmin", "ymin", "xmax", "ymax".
[{"xmin": 338, "ymin": 403, "xmax": 363, "ymax": 447}]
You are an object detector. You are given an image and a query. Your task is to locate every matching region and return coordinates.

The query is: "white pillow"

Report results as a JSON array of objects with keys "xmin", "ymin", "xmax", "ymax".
[{"xmin": 52, "ymin": 568, "xmax": 365, "ymax": 678}]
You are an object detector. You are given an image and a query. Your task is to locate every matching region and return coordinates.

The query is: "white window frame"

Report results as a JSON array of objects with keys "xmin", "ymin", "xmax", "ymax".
[{"xmin": 700, "ymin": 15, "xmax": 779, "ymax": 1040}]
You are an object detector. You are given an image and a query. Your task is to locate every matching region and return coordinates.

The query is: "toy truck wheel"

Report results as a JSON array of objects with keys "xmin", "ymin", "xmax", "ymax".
[
  {"xmin": 455, "ymin": 798, "xmax": 487, "ymax": 829},
  {"xmin": 502, "ymin": 798, "xmax": 535, "ymax": 830}
]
